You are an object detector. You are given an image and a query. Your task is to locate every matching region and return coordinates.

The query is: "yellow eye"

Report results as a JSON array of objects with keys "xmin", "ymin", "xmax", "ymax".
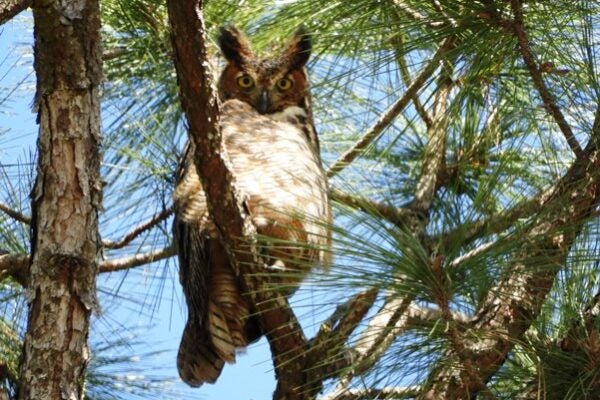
[
  {"xmin": 276, "ymin": 78, "xmax": 293, "ymax": 91},
  {"xmin": 236, "ymin": 75, "xmax": 254, "ymax": 89}
]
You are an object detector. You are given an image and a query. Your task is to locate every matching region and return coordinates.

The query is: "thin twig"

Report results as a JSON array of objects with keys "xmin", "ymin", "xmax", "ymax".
[
  {"xmin": 102, "ymin": 206, "xmax": 174, "ymax": 249},
  {"xmin": 330, "ymin": 188, "xmax": 415, "ymax": 226},
  {"xmin": 511, "ymin": 0, "xmax": 584, "ymax": 159},
  {"xmin": 395, "ymin": 45, "xmax": 434, "ymax": 129},
  {"xmin": 0, "ymin": 201, "xmax": 31, "ymax": 224},
  {"xmin": 99, "ymin": 245, "xmax": 176, "ymax": 273},
  {"xmin": 326, "ymin": 36, "xmax": 457, "ymax": 178}
]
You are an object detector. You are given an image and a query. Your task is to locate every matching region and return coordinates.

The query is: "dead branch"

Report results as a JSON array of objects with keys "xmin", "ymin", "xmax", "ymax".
[
  {"xmin": 102, "ymin": 206, "xmax": 173, "ymax": 249},
  {"xmin": 0, "ymin": 202, "xmax": 30, "ymax": 225},
  {"xmin": 98, "ymin": 245, "xmax": 175, "ymax": 273},
  {"xmin": 510, "ymin": 0, "xmax": 584, "ymax": 159}
]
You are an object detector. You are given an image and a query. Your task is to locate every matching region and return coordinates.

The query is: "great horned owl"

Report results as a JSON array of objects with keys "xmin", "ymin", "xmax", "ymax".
[{"xmin": 173, "ymin": 26, "xmax": 331, "ymax": 387}]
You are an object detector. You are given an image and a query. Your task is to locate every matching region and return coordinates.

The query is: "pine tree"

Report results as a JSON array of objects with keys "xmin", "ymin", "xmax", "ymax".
[{"xmin": 1, "ymin": 0, "xmax": 599, "ymax": 399}]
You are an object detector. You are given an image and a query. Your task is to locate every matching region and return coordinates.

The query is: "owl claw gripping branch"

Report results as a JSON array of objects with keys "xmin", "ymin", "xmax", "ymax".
[{"xmin": 173, "ymin": 26, "xmax": 332, "ymax": 387}]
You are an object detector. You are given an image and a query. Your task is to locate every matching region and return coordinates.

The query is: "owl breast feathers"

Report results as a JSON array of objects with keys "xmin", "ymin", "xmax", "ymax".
[{"xmin": 174, "ymin": 26, "xmax": 331, "ymax": 387}]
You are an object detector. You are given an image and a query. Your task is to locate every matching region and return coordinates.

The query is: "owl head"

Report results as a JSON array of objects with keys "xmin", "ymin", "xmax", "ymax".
[{"xmin": 217, "ymin": 26, "xmax": 312, "ymax": 115}]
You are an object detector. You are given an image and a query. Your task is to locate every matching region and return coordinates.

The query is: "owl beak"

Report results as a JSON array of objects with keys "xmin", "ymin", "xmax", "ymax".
[{"xmin": 257, "ymin": 90, "xmax": 270, "ymax": 114}]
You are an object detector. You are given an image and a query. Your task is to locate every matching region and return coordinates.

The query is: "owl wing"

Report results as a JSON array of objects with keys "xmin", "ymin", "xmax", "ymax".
[{"xmin": 174, "ymin": 145, "xmax": 259, "ymax": 387}]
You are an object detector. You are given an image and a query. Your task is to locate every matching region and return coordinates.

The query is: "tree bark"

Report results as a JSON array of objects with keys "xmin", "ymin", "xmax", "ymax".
[{"xmin": 18, "ymin": 0, "xmax": 102, "ymax": 398}]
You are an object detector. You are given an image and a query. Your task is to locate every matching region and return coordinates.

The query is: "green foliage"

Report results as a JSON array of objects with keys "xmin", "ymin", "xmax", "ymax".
[{"xmin": 1, "ymin": 0, "xmax": 600, "ymax": 398}]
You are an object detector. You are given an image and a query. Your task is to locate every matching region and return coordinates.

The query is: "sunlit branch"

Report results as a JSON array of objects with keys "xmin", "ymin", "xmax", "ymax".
[
  {"xmin": 321, "ymin": 386, "xmax": 421, "ymax": 400},
  {"xmin": 329, "ymin": 295, "xmax": 413, "ymax": 395},
  {"xmin": 510, "ymin": 0, "xmax": 584, "ymax": 159},
  {"xmin": 99, "ymin": 245, "xmax": 176, "ymax": 273},
  {"xmin": 448, "ymin": 240, "xmax": 495, "ymax": 269},
  {"xmin": 430, "ymin": 0, "xmax": 458, "ymax": 26},
  {"xmin": 0, "ymin": 0, "xmax": 30, "ymax": 26},
  {"xmin": 391, "ymin": 0, "xmax": 446, "ymax": 29},
  {"xmin": 307, "ymin": 289, "xmax": 377, "ymax": 382},
  {"xmin": 0, "ymin": 201, "xmax": 31, "ymax": 224},
  {"xmin": 411, "ymin": 67, "xmax": 453, "ymax": 213},
  {"xmin": 326, "ymin": 36, "xmax": 457, "ymax": 178},
  {"xmin": 330, "ymin": 188, "xmax": 415, "ymax": 226},
  {"xmin": 102, "ymin": 206, "xmax": 174, "ymax": 249}
]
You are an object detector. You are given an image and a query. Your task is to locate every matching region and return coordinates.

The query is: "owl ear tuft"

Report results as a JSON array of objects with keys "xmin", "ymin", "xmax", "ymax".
[
  {"xmin": 284, "ymin": 26, "xmax": 312, "ymax": 69},
  {"xmin": 218, "ymin": 25, "xmax": 253, "ymax": 66}
]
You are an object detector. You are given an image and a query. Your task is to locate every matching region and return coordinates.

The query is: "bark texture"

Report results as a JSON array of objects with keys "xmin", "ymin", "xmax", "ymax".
[{"xmin": 18, "ymin": 0, "xmax": 102, "ymax": 398}]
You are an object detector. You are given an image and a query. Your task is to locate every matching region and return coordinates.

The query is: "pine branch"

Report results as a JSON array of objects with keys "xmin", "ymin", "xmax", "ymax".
[
  {"xmin": 391, "ymin": 0, "xmax": 446, "ymax": 29},
  {"xmin": 328, "ymin": 295, "xmax": 414, "ymax": 395},
  {"xmin": 0, "ymin": 0, "xmax": 30, "ymax": 26},
  {"xmin": 98, "ymin": 245, "xmax": 175, "ymax": 273},
  {"xmin": 392, "ymin": 36, "xmax": 433, "ymax": 129},
  {"xmin": 0, "ymin": 201, "xmax": 31, "ymax": 224},
  {"xmin": 330, "ymin": 188, "xmax": 415, "ymax": 226},
  {"xmin": 510, "ymin": 0, "xmax": 584, "ymax": 159},
  {"xmin": 436, "ymin": 186, "xmax": 553, "ymax": 250},
  {"xmin": 102, "ymin": 206, "xmax": 173, "ymax": 249},
  {"xmin": 306, "ymin": 288, "xmax": 378, "ymax": 383},
  {"xmin": 326, "ymin": 36, "xmax": 457, "ymax": 178},
  {"xmin": 410, "ymin": 67, "xmax": 453, "ymax": 213},
  {"xmin": 420, "ymin": 140, "xmax": 600, "ymax": 398},
  {"xmin": 0, "ymin": 247, "xmax": 178, "ymax": 286}
]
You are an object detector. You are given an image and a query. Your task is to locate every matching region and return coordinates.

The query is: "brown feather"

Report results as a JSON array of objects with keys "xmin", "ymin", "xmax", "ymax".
[{"xmin": 175, "ymin": 26, "xmax": 331, "ymax": 387}]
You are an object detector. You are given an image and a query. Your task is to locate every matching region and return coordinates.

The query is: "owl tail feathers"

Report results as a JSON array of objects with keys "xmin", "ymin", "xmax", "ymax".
[{"xmin": 177, "ymin": 320, "xmax": 227, "ymax": 387}]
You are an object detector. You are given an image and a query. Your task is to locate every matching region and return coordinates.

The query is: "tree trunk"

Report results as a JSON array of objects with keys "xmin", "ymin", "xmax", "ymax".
[{"xmin": 18, "ymin": 0, "xmax": 102, "ymax": 398}]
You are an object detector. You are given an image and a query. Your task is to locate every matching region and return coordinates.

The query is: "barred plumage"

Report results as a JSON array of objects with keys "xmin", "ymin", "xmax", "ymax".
[{"xmin": 174, "ymin": 26, "xmax": 331, "ymax": 387}]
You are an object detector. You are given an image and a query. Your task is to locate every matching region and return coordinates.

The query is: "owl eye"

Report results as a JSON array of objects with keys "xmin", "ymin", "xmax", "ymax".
[
  {"xmin": 236, "ymin": 75, "xmax": 255, "ymax": 89},
  {"xmin": 276, "ymin": 78, "xmax": 293, "ymax": 91}
]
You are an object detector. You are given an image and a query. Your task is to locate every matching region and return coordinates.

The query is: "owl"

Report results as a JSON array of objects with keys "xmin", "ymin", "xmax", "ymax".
[{"xmin": 173, "ymin": 26, "xmax": 331, "ymax": 387}]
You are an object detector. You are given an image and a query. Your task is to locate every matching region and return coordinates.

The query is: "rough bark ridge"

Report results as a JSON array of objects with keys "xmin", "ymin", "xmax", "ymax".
[{"xmin": 18, "ymin": 0, "xmax": 102, "ymax": 398}]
